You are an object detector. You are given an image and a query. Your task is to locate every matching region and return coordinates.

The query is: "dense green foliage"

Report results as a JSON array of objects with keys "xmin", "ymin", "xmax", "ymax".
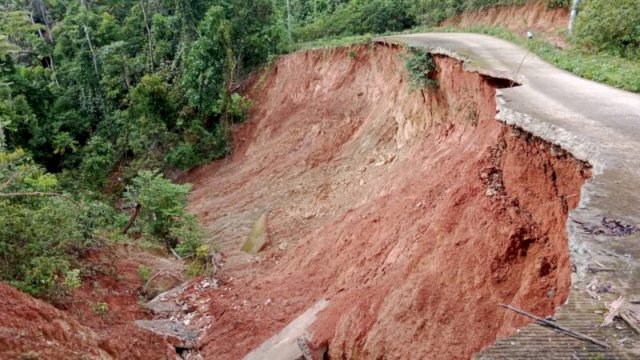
[
  {"xmin": 573, "ymin": 0, "xmax": 640, "ymax": 59},
  {"xmin": 1, "ymin": 0, "xmax": 281, "ymax": 177},
  {"xmin": 0, "ymin": 148, "xmax": 208, "ymax": 299},
  {"xmin": 0, "ymin": 0, "xmax": 282, "ymax": 300},
  {"xmin": 0, "ymin": 150, "xmax": 109, "ymax": 299},
  {"xmin": 294, "ymin": 0, "xmax": 416, "ymax": 40}
]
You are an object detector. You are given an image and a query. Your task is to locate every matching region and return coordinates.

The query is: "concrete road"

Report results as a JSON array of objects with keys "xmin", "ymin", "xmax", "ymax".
[{"xmin": 382, "ymin": 33, "xmax": 640, "ymax": 359}]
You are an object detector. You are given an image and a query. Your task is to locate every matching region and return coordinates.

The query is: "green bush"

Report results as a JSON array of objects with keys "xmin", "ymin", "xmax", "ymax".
[
  {"xmin": 573, "ymin": 0, "xmax": 640, "ymax": 59},
  {"xmin": 546, "ymin": 0, "xmax": 570, "ymax": 9},
  {"xmin": 165, "ymin": 142, "xmax": 203, "ymax": 170},
  {"xmin": 0, "ymin": 150, "xmax": 99, "ymax": 300},
  {"xmin": 225, "ymin": 93, "xmax": 254, "ymax": 123},
  {"xmin": 404, "ymin": 48, "xmax": 439, "ymax": 89},
  {"xmin": 125, "ymin": 170, "xmax": 205, "ymax": 250},
  {"xmin": 137, "ymin": 265, "xmax": 152, "ymax": 282},
  {"xmin": 79, "ymin": 136, "xmax": 116, "ymax": 189},
  {"xmin": 295, "ymin": 0, "xmax": 416, "ymax": 41}
]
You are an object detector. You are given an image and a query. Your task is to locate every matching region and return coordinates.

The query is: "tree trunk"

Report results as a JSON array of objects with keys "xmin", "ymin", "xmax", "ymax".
[
  {"xmin": 37, "ymin": 0, "xmax": 54, "ymax": 43},
  {"xmin": 122, "ymin": 203, "xmax": 142, "ymax": 235},
  {"xmin": 286, "ymin": 0, "xmax": 292, "ymax": 42},
  {"xmin": 28, "ymin": 5, "xmax": 45, "ymax": 41},
  {"xmin": 140, "ymin": 0, "xmax": 155, "ymax": 71},
  {"xmin": 568, "ymin": 0, "xmax": 582, "ymax": 35},
  {"xmin": 34, "ymin": 0, "xmax": 59, "ymax": 86},
  {"xmin": 121, "ymin": 52, "xmax": 131, "ymax": 90},
  {"xmin": 220, "ymin": 22, "xmax": 236, "ymax": 135},
  {"xmin": 83, "ymin": 24, "xmax": 100, "ymax": 78},
  {"xmin": 29, "ymin": 4, "xmax": 59, "ymax": 86},
  {"xmin": 0, "ymin": 115, "xmax": 4, "ymax": 151}
]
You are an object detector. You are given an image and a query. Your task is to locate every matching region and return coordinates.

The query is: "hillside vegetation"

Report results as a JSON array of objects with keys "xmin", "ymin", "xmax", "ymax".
[{"xmin": 0, "ymin": 0, "xmax": 281, "ymax": 300}]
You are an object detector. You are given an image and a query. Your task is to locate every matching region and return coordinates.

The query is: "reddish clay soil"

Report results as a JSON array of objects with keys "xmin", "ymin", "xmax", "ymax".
[
  {"xmin": 183, "ymin": 44, "xmax": 590, "ymax": 359},
  {"xmin": 67, "ymin": 244, "xmax": 184, "ymax": 358},
  {"xmin": 0, "ymin": 244, "xmax": 182, "ymax": 359},
  {"xmin": 440, "ymin": 2, "xmax": 570, "ymax": 47},
  {"xmin": 0, "ymin": 281, "xmax": 111, "ymax": 359}
]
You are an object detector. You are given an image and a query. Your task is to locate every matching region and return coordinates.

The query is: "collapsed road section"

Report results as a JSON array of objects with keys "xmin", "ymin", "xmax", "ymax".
[{"xmin": 175, "ymin": 41, "xmax": 608, "ymax": 359}]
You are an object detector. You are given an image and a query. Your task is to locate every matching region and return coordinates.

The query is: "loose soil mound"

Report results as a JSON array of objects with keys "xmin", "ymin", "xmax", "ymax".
[
  {"xmin": 0, "ymin": 282, "xmax": 111, "ymax": 359},
  {"xmin": 0, "ymin": 244, "xmax": 181, "ymax": 359},
  {"xmin": 185, "ymin": 44, "xmax": 589, "ymax": 359}
]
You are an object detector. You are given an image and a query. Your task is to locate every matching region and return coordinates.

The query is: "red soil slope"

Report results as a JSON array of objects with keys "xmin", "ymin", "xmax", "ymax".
[
  {"xmin": 0, "ymin": 282, "xmax": 112, "ymax": 359},
  {"xmin": 185, "ymin": 44, "xmax": 589, "ymax": 359},
  {"xmin": 440, "ymin": 2, "xmax": 570, "ymax": 46},
  {"xmin": 0, "ymin": 245, "xmax": 180, "ymax": 359}
]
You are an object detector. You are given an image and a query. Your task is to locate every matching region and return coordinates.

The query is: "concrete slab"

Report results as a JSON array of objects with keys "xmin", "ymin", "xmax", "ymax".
[
  {"xmin": 135, "ymin": 319, "xmax": 198, "ymax": 349},
  {"xmin": 243, "ymin": 299, "xmax": 329, "ymax": 360}
]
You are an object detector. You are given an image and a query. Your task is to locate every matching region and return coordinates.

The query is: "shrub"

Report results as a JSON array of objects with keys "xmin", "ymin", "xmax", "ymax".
[
  {"xmin": 573, "ymin": 0, "xmax": 640, "ymax": 59},
  {"xmin": 125, "ymin": 170, "xmax": 205, "ymax": 250},
  {"xmin": 90, "ymin": 301, "xmax": 109, "ymax": 315},
  {"xmin": 79, "ymin": 136, "xmax": 115, "ymax": 189},
  {"xmin": 137, "ymin": 265, "xmax": 152, "ymax": 282},
  {"xmin": 546, "ymin": 0, "xmax": 570, "ymax": 9},
  {"xmin": 0, "ymin": 150, "xmax": 98, "ymax": 300},
  {"xmin": 225, "ymin": 93, "xmax": 253, "ymax": 123},
  {"xmin": 404, "ymin": 48, "xmax": 439, "ymax": 89},
  {"xmin": 165, "ymin": 142, "xmax": 203, "ymax": 170},
  {"xmin": 185, "ymin": 244, "xmax": 212, "ymax": 278}
]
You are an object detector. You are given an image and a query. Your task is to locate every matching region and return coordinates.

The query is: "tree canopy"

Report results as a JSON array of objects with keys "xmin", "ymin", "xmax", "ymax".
[
  {"xmin": 0, "ymin": 0, "xmax": 282, "ymax": 300},
  {"xmin": 1, "ymin": 0, "xmax": 282, "ymax": 177}
]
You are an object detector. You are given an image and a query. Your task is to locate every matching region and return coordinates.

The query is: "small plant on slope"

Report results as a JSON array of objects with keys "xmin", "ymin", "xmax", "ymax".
[{"xmin": 404, "ymin": 47, "xmax": 439, "ymax": 90}]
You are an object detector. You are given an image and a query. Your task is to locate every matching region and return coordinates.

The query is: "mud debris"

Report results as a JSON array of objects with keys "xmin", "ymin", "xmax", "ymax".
[{"xmin": 577, "ymin": 218, "xmax": 640, "ymax": 237}]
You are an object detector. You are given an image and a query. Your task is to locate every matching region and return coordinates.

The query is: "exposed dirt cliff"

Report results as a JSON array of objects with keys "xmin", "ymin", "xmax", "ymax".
[
  {"xmin": 440, "ymin": 2, "xmax": 570, "ymax": 46},
  {"xmin": 183, "ymin": 44, "xmax": 589, "ymax": 359}
]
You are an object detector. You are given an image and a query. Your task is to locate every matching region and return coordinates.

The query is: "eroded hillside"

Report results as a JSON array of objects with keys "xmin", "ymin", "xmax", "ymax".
[{"xmin": 181, "ymin": 44, "xmax": 590, "ymax": 359}]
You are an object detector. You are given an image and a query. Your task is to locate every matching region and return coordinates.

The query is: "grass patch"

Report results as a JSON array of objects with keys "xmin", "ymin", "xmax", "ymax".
[{"xmin": 286, "ymin": 34, "xmax": 374, "ymax": 52}]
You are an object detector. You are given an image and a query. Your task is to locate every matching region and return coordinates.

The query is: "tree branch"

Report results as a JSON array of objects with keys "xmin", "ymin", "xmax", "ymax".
[
  {"xmin": 122, "ymin": 203, "xmax": 142, "ymax": 235},
  {"xmin": 1, "ymin": 172, "xmax": 19, "ymax": 189},
  {"xmin": 499, "ymin": 303, "xmax": 609, "ymax": 348}
]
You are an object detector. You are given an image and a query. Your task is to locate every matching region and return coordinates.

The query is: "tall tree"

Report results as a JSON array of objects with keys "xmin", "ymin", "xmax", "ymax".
[{"xmin": 568, "ymin": 0, "xmax": 582, "ymax": 35}]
